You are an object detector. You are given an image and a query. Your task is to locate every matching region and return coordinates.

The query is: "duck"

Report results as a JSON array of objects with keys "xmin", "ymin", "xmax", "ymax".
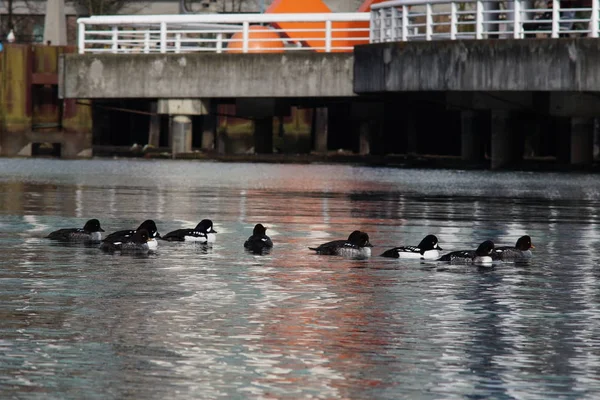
[
  {"xmin": 309, "ymin": 230, "xmax": 373, "ymax": 258},
  {"xmin": 244, "ymin": 223, "xmax": 273, "ymax": 254},
  {"xmin": 100, "ymin": 229, "xmax": 151, "ymax": 253},
  {"xmin": 380, "ymin": 234, "xmax": 442, "ymax": 259},
  {"xmin": 438, "ymin": 240, "xmax": 495, "ymax": 265},
  {"xmin": 492, "ymin": 235, "xmax": 534, "ymax": 261},
  {"xmin": 46, "ymin": 219, "xmax": 105, "ymax": 243},
  {"xmin": 161, "ymin": 219, "xmax": 217, "ymax": 242},
  {"xmin": 103, "ymin": 220, "xmax": 160, "ymax": 250}
]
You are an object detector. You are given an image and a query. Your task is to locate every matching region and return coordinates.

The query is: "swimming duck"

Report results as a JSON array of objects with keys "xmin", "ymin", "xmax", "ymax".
[
  {"xmin": 161, "ymin": 219, "xmax": 217, "ymax": 242},
  {"xmin": 380, "ymin": 234, "xmax": 442, "ymax": 259},
  {"xmin": 492, "ymin": 235, "xmax": 534, "ymax": 261},
  {"xmin": 244, "ymin": 223, "xmax": 273, "ymax": 254},
  {"xmin": 438, "ymin": 240, "xmax": 495, "ymax": 265},
  {"xmin": 46, "ymin": 219, "xmax": 105, "ymax": 243},
  {"xmin": 309, "ymin": 230, "xmax": 373, "ymax": 258}
]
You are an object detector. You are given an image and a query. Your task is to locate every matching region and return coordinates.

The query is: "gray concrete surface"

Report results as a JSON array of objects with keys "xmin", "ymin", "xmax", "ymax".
[
  {"xmin": 354, "ymin": 39, "xmax": 600, "ymax": 93},
  {"xmin": 60, "ymin": 53, "xmax": 355, "ymax": 99}
]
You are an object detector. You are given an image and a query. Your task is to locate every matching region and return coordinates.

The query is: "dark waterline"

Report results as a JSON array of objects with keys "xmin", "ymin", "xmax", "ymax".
[{"xmin": 0, "ymin": 158, "xmax": 599, "ymax": 399}]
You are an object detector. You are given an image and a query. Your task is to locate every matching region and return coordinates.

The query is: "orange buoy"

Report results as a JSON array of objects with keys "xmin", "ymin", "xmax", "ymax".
[{"xmin": 227, "ymin": 25, "xmax": 285, "ymax": 53}]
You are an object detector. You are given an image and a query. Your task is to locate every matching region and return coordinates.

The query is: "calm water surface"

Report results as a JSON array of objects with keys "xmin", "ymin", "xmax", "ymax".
[{"xmin": 1, "ymin": 159, "xmax": 600, "ymax": 399}]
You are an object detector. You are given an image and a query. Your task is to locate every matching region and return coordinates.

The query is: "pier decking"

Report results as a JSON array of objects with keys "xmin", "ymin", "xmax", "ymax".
[{"xmin": 54, "ymin": 1, "xmax": 600, "ymax": 168}]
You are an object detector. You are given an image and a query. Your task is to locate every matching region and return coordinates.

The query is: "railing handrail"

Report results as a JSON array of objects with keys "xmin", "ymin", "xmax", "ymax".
[
  {"xmin": 77, "ymin": 12, "xmax": 370, "ymax": 25},
  {"xmin": 371, "ymin": 0, "xmax": 600, "ymax": 42},
  {"xmin": 77, "ymin": 12, "xmax": 372, "ymax": 54}
]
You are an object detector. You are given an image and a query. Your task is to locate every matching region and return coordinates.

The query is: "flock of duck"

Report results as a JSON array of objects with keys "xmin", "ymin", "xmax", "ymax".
[{"xmin": 46, "ymin": 218, "xmax": 535, "ymax": 264}]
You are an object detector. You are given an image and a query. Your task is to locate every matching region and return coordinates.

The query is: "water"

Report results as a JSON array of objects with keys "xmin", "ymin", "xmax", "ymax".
[{"xmin": 1, "ymin": 158, "xmax": 600, "ymax": 399}]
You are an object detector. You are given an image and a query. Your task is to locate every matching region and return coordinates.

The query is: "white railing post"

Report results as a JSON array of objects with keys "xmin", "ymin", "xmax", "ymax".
[
  {"xmin": 391, "ymin": 6, "xmax": 398, "ymax": 41},
  {"xmin": 402, "ymin": 5, "xmax": 409, "ymax": 40},
  {"xmin": 369, "ymin": 11, "xmax": 375, "ymax": 42},
  {"xmin": 426, "ymin": 3, "xmax": 433, "ymax": 40},
  {"xmin": 216, "ymin": 32, "xmax": 223, "ymax": 53},
  {"xmin": 513, "ymin": 0, "xmax": 521, "ymax": 39},
  {"xmin": 78, "ymin": 22, "xmax": 85, "ymax": 54},
  {"xmin": 160, "ymin": 22, "xmax": 167, "ymax": 53},
  {"xmin": 551, "ymin": 0, "xmax": 560, "ymax": 38},
  {"xmin": 144, "ymin": 31, "xmax": 150, "ymax": 53},
  {"xmin": 325, "ymin": 19, "xmax": 332, "ymax": 52},
  {"xmin": 111, "ymin": 26, "xmax": 119, "ymax": 53},
  {"xmin": 242, "ymin": 21, "xmax": 249, "ymax": 53},
  {"xmin": 450, "ymin": 1, "xmax": 457, "ymax": 40},
  {"xmin": 379, "ymin": 8, "xmax": 386, "ymax": 41},
  {"xmin": 476, "ymin": 0, "xmax": 484, "ymax": 39},
  {"xmin": 591, "ymin": 0, "xmax": 599, "ymax": 38},
  {"xmin": 175, "ymin": 33, "xmax": 181, "ymax": 53}
]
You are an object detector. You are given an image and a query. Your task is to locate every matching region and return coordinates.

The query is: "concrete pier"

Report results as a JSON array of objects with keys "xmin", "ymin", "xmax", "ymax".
[
  {"xmin": 201, "ymin": 114, "xmax": 217, "ymax": 151},
  {"xmin": 148, "ymin": 101, "xmax": 161, "ymax": 148},
  {"xmin": 170, "ymin": 116, "xmax": 192, "ymax": 156},
  {"xmin": 491, "ymin": 110, "xmax": 515, "ymax": 170},
  {"xmin": 254, "ymin": 117, "xmax": 273, "ymax": 154},
  {"xmin": 570, "ymin": 117, "xmax": 594, "ymax": 165},
  {"xmin": 1, "ymin": 44, "xmax": 92, "ymax": 158},
  {"xmin": 56, "ymin": 37, "xmax": 600, "ymax": 168},
  {"xmin": 312, "ymin": 107, "xmax": 328, "ymax": 153},
  {"xmin": 461, "ymin": 110, "xmax": 486, "ymax": 163}
]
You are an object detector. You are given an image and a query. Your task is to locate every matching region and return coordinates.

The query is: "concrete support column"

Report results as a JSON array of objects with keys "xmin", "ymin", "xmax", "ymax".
[
  {"xmin": 313, "ymin": 107, "xmax": 328, "ymax": 153},
  {"xmin": 461, "ymin": 110, "xmax": 484, "ymax": 162},
  {"xmin": 201, "ymin": 115, "xmax": 216, "ymax": 151},
  {"xmin": 490, "ymin": 110, "xmax": 513, "ymax": 169},
  {"xmin": 201, "ymin": 100, "xmax": 216, "ymax": 151},
  {"xmin": 359, "ymin": 120, "xmax": 370, "ymax": 155},
  {"xmin": 571, "ymin": 117, "xmax": 594, "ymax": 165},
  {"xmin": 554, "ymin": 117, "xmax": 571, "ymax": 164},
  {"xmin": 254, "ymin": 117, "xmax": 273, "ymax": 154},
  {"xmin": 404, "ymin": 108, "xmax": 418, "ymax": 155},
  {"xmin": 170, "ymin": 115, "xmax": 192, "ymax": 157},
  {"xmin": 148, "ymin": 101, "xmax": 160, "ymax": 148}
]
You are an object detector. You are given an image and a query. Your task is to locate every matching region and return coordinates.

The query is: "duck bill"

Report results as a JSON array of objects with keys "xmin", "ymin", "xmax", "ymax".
[
  {"xmin": 366, "ymin": 242, "xmax": 373, "ymax": 247},
  {"xmin": 99, "ymin": 228, "xmax": 105, "ymax": 232}
]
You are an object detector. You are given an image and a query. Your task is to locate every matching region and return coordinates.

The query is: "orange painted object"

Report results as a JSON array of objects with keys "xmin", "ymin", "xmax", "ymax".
[
  {"xmin": 266, "ymin": 0, "xmax": 332, "ymax": 51},
  {"xmin": 227, "ymin": 25, "xmax": 285, "ymax": 53},
  {"xmin": 265, "ymin": 0, "xmax": 376, "ymax": 52}
]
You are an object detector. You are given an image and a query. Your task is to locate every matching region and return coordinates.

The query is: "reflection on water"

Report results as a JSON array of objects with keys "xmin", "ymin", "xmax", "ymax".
[{"xmin": 1, "ymin": 159, "xmax": 600, "ymax": 398}]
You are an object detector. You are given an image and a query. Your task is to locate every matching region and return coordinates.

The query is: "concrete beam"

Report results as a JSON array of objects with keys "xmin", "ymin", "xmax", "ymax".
[
  {"xmin": 157, "ymin": 99, "xmax": 209, "ymax": 115},
  {"xmin": 61, "ymin": 53, "xmax": 355, "ymax": 99},
  {"xmin": 355, "ymin": 39, "xmax": 600, "ymax": 93},
  {"xmin": 447, "ymin": 92, "xmax": 533, "ymax": 111},
  {"xmin": 548, "ymin": 92, "xmax": 600, "ymax": 117}
]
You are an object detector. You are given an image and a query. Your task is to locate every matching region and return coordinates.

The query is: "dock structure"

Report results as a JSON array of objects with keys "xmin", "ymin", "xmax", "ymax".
[
  {"xmin": 1, "ymin": 45, "xmax": 92, "ymax": 158},
  {"xmin": 55, "ymin": 0, "xmax": 600, "ymax": 168}
]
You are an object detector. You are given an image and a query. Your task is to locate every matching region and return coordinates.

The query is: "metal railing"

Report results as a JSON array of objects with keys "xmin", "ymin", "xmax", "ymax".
[
  {"xmin": 370, "ymin": 0, "xmax": 599, "ymax": 41},
  {"xmin": 77, "ymin": 13, "xmax": 371, "ymax": 54}
]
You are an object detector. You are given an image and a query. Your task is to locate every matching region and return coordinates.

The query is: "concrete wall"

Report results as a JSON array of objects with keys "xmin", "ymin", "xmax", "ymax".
[
  {"xmin": 60, "ymin": 53, "xmax": 355, "ymax": 99},
  {"xmin": 354, "ymin": 39, "xmax": 600, "ymax": 93}
]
